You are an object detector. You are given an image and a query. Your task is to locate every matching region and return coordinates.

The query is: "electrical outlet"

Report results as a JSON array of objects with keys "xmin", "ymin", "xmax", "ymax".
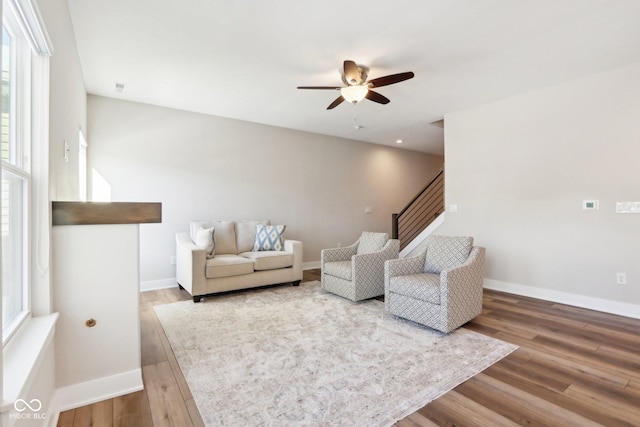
[
  {"xmin": 170, "ymin": 256, "xmax": 177, "ymax": 265},
  {"xmin": 616, "ymin": 272, "xmax": 627, "ymax": 285}
]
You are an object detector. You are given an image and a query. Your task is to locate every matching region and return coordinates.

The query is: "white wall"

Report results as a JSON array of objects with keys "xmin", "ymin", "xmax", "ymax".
[
  {"xmin": 439, "ymin": 62, "xmax": 640, "ymax": 313},
  {"xmin": 52, "ymin": 224, "xmax": 142, "ymax": 409},
  {"xmin": 41, "ymin": 0, "xmax": 87, "ymax": 201},
  {"xmin": 86, "ymin": 95, "xmax": 444, "ymax": 285}
]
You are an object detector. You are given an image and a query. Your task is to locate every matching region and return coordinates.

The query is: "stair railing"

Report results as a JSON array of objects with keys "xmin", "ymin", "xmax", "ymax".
[{"xmin": 392, "ymin": 169, "xmax": 444, "ymax": 250}]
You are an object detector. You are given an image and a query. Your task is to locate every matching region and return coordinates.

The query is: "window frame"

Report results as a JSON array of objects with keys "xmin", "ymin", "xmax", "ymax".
[{"xmin": 1, "ymin": 0, "xmax": 50, "ymax": 346}]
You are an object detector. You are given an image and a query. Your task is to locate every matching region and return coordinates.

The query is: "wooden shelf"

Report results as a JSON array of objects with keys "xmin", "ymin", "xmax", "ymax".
[{"xmin": 52, "ymin": 202, "xmax": 162, "ymax": 226}]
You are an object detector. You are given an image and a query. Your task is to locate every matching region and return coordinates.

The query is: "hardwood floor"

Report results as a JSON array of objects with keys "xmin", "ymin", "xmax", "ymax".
[{"xmin": 58, "ymin": 269, "xmax": 640, "ymax": 426}]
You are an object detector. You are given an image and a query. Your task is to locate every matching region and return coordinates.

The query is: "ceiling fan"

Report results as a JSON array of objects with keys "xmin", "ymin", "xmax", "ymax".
[{"xmin": 297, "ymin": 60, "xmax": 415, "ymax": 110}]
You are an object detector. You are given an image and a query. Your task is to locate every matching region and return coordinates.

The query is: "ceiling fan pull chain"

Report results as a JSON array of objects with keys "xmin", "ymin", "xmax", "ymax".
[{"xmin": 353, "ymin": 114, "xmax": 362, "ymax": 130}]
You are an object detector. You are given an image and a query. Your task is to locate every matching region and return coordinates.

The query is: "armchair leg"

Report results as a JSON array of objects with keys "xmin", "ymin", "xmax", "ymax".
[
  {"xmin": 292, "ymin": 280, "xmax": 301, "ymax": 287},
  {"xmin": 193, "ymin": 295, "xmax": 202, "ymax": 303}
]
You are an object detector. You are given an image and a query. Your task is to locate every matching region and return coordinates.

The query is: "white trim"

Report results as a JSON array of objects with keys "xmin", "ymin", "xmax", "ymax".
[
  {"xmin": 1, "ymin": 313, "xmax": 58, "ymax": 412},
  {"xmin": 303, "ymin": 261, "xmax": 320, "ymax": 270},
  {"xmin": 29, "ymin": 50, "xmax": 50, "ymax": 316},
  {"xmin": 44, "ymin": 392, "xmax": 60, "ymax": 427},
  {"xmin": 399, "ymin": 212, "xmax": 446, "ymax": 258},
  {"xmin": 140, "ymin": 278, "xmax": 178, "ymax": 292},
  {"xmin": 53, "ymin": 369, "xmax": 143, "ymax": 413},
  {"xmin": 484, "ymin": 279, "xmax": 640, "ymax": 320},
  {"xmin": 6, "ymin": 0, "xmax": 53, "ymax": 56}
]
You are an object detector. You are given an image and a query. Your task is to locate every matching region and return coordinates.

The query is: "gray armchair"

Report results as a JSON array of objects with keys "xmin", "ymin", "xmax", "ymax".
[
  {"xmin": 384, "ymin": 235, "xmax": 485, "ymax": 333},
  {"xmin": 321, "ymin": 232, "xmax": 400, "ymax": 302}
]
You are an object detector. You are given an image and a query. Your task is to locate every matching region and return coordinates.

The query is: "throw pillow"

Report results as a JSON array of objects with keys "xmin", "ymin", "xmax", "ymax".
[
  {"xmin": 253, "ymin": 224, "xmax": 286, "ymax": 251},
  {"xmin": 194, "ymin": 227, "xmax": 215, "ymax": 258}
]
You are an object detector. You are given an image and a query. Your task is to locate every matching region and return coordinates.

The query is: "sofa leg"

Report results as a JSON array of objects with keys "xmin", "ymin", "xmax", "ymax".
[
  {"xmin": 193, "ymin": 295, "xmax": 202, "ymax": 303},
  {"xmin": 292, "ymin": 280, "xmax": 301, "ymax": 287}
]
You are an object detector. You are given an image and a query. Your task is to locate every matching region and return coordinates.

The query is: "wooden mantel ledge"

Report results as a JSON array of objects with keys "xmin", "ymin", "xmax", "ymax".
[{"xmin": 52, "ymin": 201, "xmax": 162, "ymax": 226}]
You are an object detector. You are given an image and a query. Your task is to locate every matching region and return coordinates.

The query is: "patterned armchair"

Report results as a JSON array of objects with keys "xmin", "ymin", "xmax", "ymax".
[
  {"xmin": 321, "ymin": 232, "xmax": 400, "ymax": 302},
  {"xmin": 384, "ymin": 235, "xmax": 485, "ymax": 333}
]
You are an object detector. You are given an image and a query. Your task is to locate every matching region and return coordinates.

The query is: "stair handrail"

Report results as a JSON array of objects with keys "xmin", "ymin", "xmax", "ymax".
[{"xmin": 392, "ymin": 168, "xmax": 444, "ymax": 240}]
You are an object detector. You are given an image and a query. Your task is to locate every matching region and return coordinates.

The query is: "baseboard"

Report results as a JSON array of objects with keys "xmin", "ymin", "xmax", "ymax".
[
  {"xmin": 303, "ymin": 261, "xmax": 320, "ymax": 270},
  {"xmin": 45, "ymin": 393, "xmax": 60, "ymax": 427},
  {"xmin": 53, "ymin": 369, "xmax": 144, "ymax": 414},
  {"xmin": 484, "ymin": 279, "xmax": 640, "ymax": 319},
  {"xmin": 140, "ymin": 278, "xmax": 178, "ymax": 292}
]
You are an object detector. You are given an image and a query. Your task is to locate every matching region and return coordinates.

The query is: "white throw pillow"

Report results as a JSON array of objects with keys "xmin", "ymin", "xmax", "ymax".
[{"xmin": 195, "ymin": 227, "xmax": 215, "ymax": 258}]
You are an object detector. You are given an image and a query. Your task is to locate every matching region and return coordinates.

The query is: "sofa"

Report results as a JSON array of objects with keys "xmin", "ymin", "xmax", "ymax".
[{"xmin": 176, "ymin": 220, "xmax": 303, "ymax": 302}]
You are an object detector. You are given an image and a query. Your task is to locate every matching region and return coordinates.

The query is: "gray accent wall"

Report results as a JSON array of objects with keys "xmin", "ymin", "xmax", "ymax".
[
  {"xmin": 86, "ymin": 95, "xmax": 444, "ymax": 284},
  {"xmin": 439, "ymin": 62, "xmax": 640, "ymax": 310}
]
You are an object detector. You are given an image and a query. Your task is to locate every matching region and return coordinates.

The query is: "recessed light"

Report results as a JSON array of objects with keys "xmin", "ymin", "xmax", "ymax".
[{"xmin": 396, "ymin": 139, "xmax": 404, "ymax": 144}]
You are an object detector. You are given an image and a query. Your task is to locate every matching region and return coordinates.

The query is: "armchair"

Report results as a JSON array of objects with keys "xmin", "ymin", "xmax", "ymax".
[
  {"xmin": 384, "ymin": 235, "xmax": 485, "ymax": 333},
  {"xmin": 321, "ymin": 232, "xmax": 400, "ymax": 302}
]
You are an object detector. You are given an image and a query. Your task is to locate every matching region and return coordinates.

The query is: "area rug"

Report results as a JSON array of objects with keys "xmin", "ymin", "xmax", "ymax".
[{"xmin": 154, "ymin": 281, "xmax": 517, "ymax": 426}]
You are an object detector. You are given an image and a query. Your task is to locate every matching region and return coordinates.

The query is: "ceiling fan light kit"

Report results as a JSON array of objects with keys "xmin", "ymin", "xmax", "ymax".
[
  {"xmin": 341, "ymin": 85, "xmax": 368, "ymax": 103},
  {"xmin": 298, "ymin": 60, "xmax": 414, "ymax": 110}
]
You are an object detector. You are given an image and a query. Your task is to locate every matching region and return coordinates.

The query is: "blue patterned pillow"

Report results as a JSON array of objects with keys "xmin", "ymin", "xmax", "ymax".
[{"xmin": 253, "ymin": 224, "xmax": 286, "ymax": 251}]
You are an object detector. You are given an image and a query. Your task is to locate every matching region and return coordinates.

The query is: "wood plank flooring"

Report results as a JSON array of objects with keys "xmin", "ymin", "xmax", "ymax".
[{"xmin": 58, "ymin": 269, "xmax": 640, "ymax": 426}]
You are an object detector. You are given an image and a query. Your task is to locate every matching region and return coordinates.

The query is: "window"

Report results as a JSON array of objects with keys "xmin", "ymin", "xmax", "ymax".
[{"xmin": 1, "ymin": 0, "xmax": 51, "ymax": 344}]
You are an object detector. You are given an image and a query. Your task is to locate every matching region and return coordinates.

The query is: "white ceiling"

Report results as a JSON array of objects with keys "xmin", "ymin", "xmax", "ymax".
[{"xmin": 66, "ymin": 0, "xmax": 640, "ymax": 155}]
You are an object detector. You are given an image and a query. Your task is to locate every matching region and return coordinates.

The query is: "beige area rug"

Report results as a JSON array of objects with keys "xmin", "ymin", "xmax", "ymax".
[{"xmin": 154, "ymin": 281, "xmax": 516, "ymax": 426}]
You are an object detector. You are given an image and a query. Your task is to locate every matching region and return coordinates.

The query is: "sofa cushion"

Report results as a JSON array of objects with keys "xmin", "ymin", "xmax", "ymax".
[
  {"xmin": 212, "ymin": 221, "xmax": 237, "ymax": 254},
  {"xmin": 205, "ymin": 255, "xmax": 254, "ymax": 279},
  {"xmin": 236, "ymin": 220, "xmax": 270, "ymax": 253},
  {"xmin": 239, "ymin": 251, "xmax": 293, "ymax": 271},
  {"xmin": 357, "ymin": 232, "xmax": 388, "ymax": 254},
  {"xmin": 194, "ymin": 227, "xmax": 215, "ymax": 258},
  {"xmin": 253, "ymin": 224, "xmax": 286, "ymax": 251},
  {"xmin": 388, "ymin": 273, "xmax": 441, "ymax": 304},
  {"xmin": 323, "ymin": 260, "xmax": 352, "ymax": 281},
  {"xmin": 190, "ymin": 220, "xmax": 238, "ymax": 254},
  {"xmin": 424, "ymin": 235, "xmax": 473, "ymax": 274}
]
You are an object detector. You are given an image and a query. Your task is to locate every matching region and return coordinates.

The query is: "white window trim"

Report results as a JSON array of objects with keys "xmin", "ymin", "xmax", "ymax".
[{"xmin": 1, "ymin": 0, "xmax": 54, "ymax": 414}]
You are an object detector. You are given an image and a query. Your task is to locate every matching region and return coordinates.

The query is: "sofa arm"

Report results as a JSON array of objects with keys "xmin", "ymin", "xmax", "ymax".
[
  {"xmin": 352, "ymin": 239, "xmax": 400, "ymax": 287},
  {"xmin": 284, "ymin": 239, "xmax": 303, "ymax": 281},
  {"xmin": 353, "ymin": 239, "xmax": 400, "ymax": 270},
  {"xmin": 176, "ymin": 232, "xmax": 207, "ymax": 297},
  {"xmin": 385, "ymin": 247, "xmax": 426, "ymax": 280},
  {"xmin": 321, "ymin": 242, "xmax": 358, "ymax": 265},
  {"xmin": 440, "ymin": 246, "xmax": 486, "ymax": 329}
]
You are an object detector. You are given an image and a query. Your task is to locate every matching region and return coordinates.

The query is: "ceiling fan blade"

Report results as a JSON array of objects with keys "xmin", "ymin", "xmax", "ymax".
[
  {"xmin": 297, "ymin": 86, "xmax": 341, "ymax": 90},
  {"xmin": 367, "ymin": 71, "xmax": 415, "ymax": 88},
  {"xmin": 343, "ymin": 60, "xmax": 361, "ymax": 85},
  {"xmin": 327, "ymin": 96, "xmax": 345, "ymax": 110},
  {"xmin": 365, "ymin": 90, "xmax": 390, "ymax": 105}
]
